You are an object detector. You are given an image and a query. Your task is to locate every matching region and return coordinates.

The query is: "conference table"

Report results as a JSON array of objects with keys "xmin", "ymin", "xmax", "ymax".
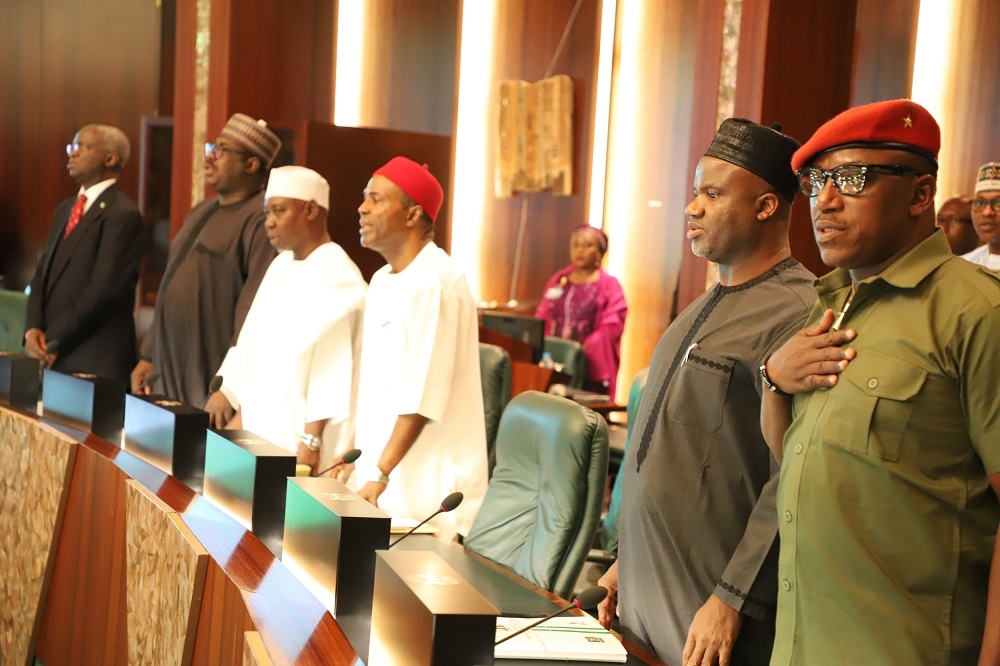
[{"xmin": 0, "ymin": 402, "xmax": 665, "ymax": 665}]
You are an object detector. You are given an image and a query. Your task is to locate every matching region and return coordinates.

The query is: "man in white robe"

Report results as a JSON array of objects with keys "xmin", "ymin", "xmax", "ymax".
[
  {"xmin": 353, "ymin": 156, "xmax": 488, "ymax": 540},
  {"xmin": 208, "ymin": 166, "xmax": 367, "ymax": 472}
]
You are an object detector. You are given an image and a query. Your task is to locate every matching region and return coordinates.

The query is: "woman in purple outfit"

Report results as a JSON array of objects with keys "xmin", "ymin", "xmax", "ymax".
[{"xmin": 535, "ymin": 226, "xmax": 628, "ymax": 398}]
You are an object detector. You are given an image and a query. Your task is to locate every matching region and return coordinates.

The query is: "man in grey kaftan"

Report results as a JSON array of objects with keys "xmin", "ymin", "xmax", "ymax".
[{"xmin": 601, "ymin": 119, "xmax": 815, "ymax": 666}]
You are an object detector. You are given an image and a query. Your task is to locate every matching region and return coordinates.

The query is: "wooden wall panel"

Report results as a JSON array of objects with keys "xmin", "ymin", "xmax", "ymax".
[
  {"xmin": 715, "ymin": 0, "xmax": 859, "ymax": 284},
  {"xmin": 606, "ymin": 0, "xmax": 704, "ymax": 396},
  {"xmin": 478, "ymin": 0, "xmax": 603, "ymax": 305},
  {"xmin": 0, "ymin": 0, "xmax": 160, "ymax": 289},
  {"xmin": 850, "ymin": 0, "xmax": 919, "ymax": 107},
  {"xmin": 359, "ymin": 0, "xmax": 459, "ymax": 135},
  {"xmin": 0, "ymin": 1, "xmax": 43, "ymax": 290},
  {"xmin": 937, "ymin": 0, "xmax": 1000, "ymax": 202},
  {"xmin": 675, "ymin": 0, "xmax": 727, "ymax": 325}
]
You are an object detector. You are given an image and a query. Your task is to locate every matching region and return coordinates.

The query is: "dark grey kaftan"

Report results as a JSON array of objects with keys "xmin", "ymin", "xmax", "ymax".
[
  {"xmin": 140, "ymin": 193, "xmax": 275, "ymax": 408},
  {"xmin": 617, "ymin": 258, "xmax": 815, "ymax": 665}
]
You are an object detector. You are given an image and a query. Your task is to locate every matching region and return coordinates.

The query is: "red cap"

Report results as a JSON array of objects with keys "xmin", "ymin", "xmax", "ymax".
[
  {"xmin": 791, "ymin": 99, "xmax": 940, "ymax": 172},
  {"xmin": 373, "ymin": 156, "xmax": 444, "ymax": 222}
]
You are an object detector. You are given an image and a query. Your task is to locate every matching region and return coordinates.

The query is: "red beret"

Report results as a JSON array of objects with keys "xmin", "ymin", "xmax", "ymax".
[
  {"xmin": 373, "ymin": 156, "xmax": 444, "ymax": 222},
  {"xmin": 791, "ymin": 99, "xmax": 940, "ymax": 172}
]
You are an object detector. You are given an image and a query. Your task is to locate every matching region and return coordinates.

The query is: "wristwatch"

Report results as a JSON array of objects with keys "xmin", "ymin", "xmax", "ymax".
[
  {"xmin": 300, "ymin": 433, "xmax": 322, "ymax": 452},
  {"xmin": 759, "ymin": 360, "xmax": 789, "ymax": 396},
  {"xmin": 370, "ymin": 471, "xmax": 391, "ymax": 485}
]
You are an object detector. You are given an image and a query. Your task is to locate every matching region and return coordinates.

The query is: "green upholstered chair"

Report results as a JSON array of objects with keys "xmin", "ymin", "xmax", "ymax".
[
  {"xmin": 0, "ymin": 289, "xmax": 28, "ymax": 354},
  {"xmin": 597, "ymin": 367, "xmax": 649, "ymax": 557},
  {"xmin": 464, "ymin": 390, "xmax": 609, "ymax": 599},
  {"xmin": 478, "ymin": 342, "xmax": 512, "ymax": 477},
  {"xmin": 542, "ymin": 336, "xmax": 588, "ymax": 389}
]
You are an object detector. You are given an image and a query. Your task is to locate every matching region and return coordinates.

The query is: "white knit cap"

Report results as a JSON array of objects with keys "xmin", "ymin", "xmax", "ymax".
[
  {"xmin": 975, "ymin": 162, "xmax": 1000, "ymax": 195},
  {"xmin": 265, "ymin": 166, "xmax": 330, "ymax": 208}
]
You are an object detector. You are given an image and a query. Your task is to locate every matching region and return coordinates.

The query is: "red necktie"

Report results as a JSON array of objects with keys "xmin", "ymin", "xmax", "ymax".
[{"xmin": 64, "ymin": 194, "xmax": 87, "ymax": 238}]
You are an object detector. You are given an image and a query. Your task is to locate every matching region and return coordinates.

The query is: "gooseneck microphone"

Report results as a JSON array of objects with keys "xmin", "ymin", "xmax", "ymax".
[
  {"xmin": 312, "ymin": 448, "xmax": 362, "ymax": 477},
  {"xmin": 494, "ymin": 585, "xmax": 609, "ymax": 646},
  {"xmin": 208, "ymin": 375, "xmax": 223, "ymax": 394},
  {"xmin": 387, "ymin": 492, "xmax": 464, "ymax": 548}
]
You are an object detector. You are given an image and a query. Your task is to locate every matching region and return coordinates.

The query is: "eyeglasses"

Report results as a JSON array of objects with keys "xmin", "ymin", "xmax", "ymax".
[
  {"xmin": 205, "ymin": 143, "xmax": 252, "ymax": 160},
  {"xmin": 936, "ymin": 216, "xmax": 972, "ymax": 225},
  {"xmin": 66, "ymin": 142, "xmax": 100, "ymax": 156},
  {"xmin": 795, "ymin": 164, "xmax": 925, "ymax": 197},
  {"xmin": 971, "ymin": 197, "xmax": 1000, "ymax": 211}
]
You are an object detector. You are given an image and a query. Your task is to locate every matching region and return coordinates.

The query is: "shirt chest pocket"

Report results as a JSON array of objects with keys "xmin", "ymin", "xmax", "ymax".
[
  {"xmin": 820, "ymin": 349, "xmax": 927, "ymax": 462},
  {"xmin": 667, "ymin": 349, "xmax": 734, "ymax": 433},
  {"xmin": 193, "ymin": 240, "xmax": 225, "ymax": 259}
]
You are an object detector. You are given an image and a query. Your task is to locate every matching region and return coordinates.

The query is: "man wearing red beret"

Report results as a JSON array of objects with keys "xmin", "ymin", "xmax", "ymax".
[
  {"xmin": 352, "ymin": 156, "xmax": 488, "ymax": 541},
  {"xmin": 760, "ymin": 99, "xmax": 1000, "ymax": 664}
]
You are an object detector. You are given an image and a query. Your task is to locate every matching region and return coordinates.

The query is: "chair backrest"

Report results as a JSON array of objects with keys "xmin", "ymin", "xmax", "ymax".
[
  {"xmin": 465, "ymin": 390, "xmax": 609, "ymax": 599},
  {"xmin": 0, "ymin": 289, "xmax": 28, "ymax": 353},
  {"xmin": 543, "ymin": 336, "xmax": 587, "ymax": 389},
  {"xmin": 600, "ymin": 367, "xmax": 649, "ymax": 553},
  {"xmin": 478, "ymin": 342, "xmax": 512, "ymax": 477}
]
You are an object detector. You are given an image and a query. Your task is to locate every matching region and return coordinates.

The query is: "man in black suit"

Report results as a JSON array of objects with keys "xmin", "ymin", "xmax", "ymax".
[{"xmin": 24, "ymin": 124, "xmax": 147, "ymax": 384}]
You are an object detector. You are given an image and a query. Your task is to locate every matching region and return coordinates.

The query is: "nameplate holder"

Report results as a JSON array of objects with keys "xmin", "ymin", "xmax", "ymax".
[
  {"xmin": 123, "ymin": 394, "xmax": 210, "ymax": 492},
  {"xmin": 0, "ymin": 351, "xmax": 39, "ymax": 412},
  {"xmin": 369, "ymin": 550, "xmax": 498, "ymax": 665},
  {"xmin": 42, "ymin": 369, "xmax": 125, "ymax": 442},
  {"xmin": 282, "ymin": 477, "xmax": 390, "ymax": 661},
  {"xmin": 203, "ymin": 429, "xmax": 296, "ymax": 557}
]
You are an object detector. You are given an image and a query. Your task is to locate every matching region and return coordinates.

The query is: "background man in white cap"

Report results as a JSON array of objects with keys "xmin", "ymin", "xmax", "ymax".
[
  {"xmin": 209, "ymin": 166, "xmax": 366, "ymax": 473},
  {"xmin": 962, "ymin": 161, "xmax": 1000, "ymax": 269},
  {"xmin": 131, "ymin": 113, "xmax": 281, "ymax": 420},
  {"xmin": 352, "ymin": 156, "xmax": 488, "ymax": 541}
]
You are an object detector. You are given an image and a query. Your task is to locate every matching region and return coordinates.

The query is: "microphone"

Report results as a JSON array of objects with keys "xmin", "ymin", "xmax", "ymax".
[
  {"xmin": 44, "ymin": 340, "xmax": 59, "ymax": 355},
  {"xmin": 312, "ymin": 448, "xmax": 362, "ymax": 477},
  {"xmin": 494, "ymin": 586, "xmax": 608, "ymax": 646},
  {"xmin": 208, "ymin": 375, "xmax": 223, "ymax": 393},
  {"xmin": 141, "ymin": 372, "xmax": 159, "ymax": 390},
  {"xmin": 387, "ymin": 492, "xmax": 463, "ymax": 548}
]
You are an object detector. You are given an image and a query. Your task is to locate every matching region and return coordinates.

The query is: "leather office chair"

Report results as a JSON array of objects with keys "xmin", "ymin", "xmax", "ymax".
[
  {"xmin": 478, "ymin": 342, "xmax": 512, "ymax": 477},
  {"xmin": 596, "ymin": 367, "xmax": 648, "ymax": 559},
  {"xmin": 465, "ymin": 390, "xmax": 609, "ymax": 600},
  {"xmin": 0, "ymin": 289, "xmax": 28, "ymax": 353},
  {"xmin": 543, "ymin": 336, "xmax": 587, "ymax": 389}
]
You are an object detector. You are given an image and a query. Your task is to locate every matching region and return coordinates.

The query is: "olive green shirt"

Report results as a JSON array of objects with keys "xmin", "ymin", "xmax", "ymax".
[{"xmin": 773, "ymin": 231, "xmax": 1000, "ymax": 665}]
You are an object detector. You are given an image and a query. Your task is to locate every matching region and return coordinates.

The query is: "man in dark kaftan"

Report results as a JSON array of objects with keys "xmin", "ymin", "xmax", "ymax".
[
  {"xmin": 131, "ymin": 113, "xmax": 280, "ymax": 423},
  {"xmin": 598, "ymin": 119, "xmax": 816, "ymax": 666}
]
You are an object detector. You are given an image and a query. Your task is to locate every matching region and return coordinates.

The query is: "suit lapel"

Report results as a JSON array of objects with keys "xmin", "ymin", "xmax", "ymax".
[
  {"xmin": 45, "ymin": 185, "xmax": 119, "ymax": 294},
  {"xmin": 40, "ymin": 198, "xmax": 74, "ymax": 282}
]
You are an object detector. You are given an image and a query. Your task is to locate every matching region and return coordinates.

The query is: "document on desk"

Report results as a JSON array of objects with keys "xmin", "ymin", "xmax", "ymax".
[
  {"xmin": 494, "ymin": 613, "xmax": 627, "ymax": 662},
  {"xmin": 387, "ymin": 512, "xmax": 438, "ymax": 535}
]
